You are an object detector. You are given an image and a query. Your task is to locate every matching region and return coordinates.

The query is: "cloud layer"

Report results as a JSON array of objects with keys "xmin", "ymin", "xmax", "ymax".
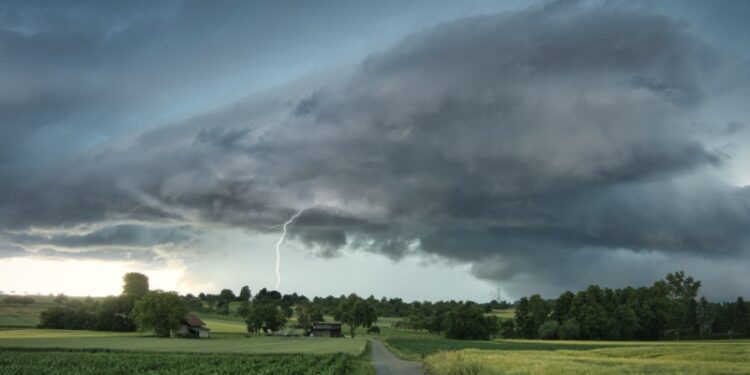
[{"xmin": 2, "ymin": 1, "xmax": 749, "ymax": 298}]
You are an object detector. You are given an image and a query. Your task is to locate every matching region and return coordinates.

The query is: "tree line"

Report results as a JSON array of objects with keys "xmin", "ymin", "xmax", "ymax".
[
  {"xmin": 36, "ymin": 270, "xmax": 749, "ymax": 341},
  {"xmin": 38, "ymin": 272, "xmax": 149, "ymax": 332},
  {"xmin": 507, "ymin": 271, "xmax": 750, "ymax": 340}
]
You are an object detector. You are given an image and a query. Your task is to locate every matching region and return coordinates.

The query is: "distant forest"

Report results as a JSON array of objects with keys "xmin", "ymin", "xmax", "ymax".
[{"xmin": 33, "ymin": 271, "xmax": 749, "ymax": 341}]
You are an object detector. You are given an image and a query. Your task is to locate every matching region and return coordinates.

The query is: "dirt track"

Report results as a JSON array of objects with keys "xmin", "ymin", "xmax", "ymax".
[{"xmin": 370, "ymin": 339, "xmax": 424, "ymax": 375}]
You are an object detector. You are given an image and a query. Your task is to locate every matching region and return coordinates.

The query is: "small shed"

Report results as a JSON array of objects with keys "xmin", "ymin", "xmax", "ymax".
[
  {"xmin": 178, "ymin": 313, "xmax": 210, "ymax": 338},
  {"xmin": 312, "ymin": 322, "xmax": 342, "ymax": 337}
]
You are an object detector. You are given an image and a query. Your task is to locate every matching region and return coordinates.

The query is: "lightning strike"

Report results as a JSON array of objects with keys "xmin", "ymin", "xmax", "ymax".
[{"xmin": 274, "ymin": 209, "xmax": 305, "ymax": 290}]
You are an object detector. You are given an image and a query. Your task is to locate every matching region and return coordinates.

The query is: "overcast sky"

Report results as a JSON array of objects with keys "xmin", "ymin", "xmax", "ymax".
[{"xmin": 1, "ymin": 0, "xmax": 749, "ymax": 302}]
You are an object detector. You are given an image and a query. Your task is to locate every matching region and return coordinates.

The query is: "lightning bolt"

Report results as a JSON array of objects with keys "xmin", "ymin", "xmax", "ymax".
[{"xmin": 274, "ymin": 209, "xmax": 305, "ymax": 291}]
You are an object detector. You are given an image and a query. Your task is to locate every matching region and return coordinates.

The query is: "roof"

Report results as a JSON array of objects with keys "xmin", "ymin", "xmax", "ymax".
[
  {"xmin": 182, "ymin": 313, "xmax": 205, "ymax": 327},
  {"xmin": 313, "ymin": 322, "xmax": 342, "ymax": 330}
]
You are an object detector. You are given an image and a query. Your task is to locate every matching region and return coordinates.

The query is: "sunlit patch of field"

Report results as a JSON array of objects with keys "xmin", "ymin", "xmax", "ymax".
[{"xmin": 423, "ymin": 341, "xmax": 750, "ymax": 375}]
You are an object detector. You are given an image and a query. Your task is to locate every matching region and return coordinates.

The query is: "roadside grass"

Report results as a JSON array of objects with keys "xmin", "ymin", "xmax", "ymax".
[{"xmin": 424, "ymin": 342, "xmax": 750, "ymax": 375}]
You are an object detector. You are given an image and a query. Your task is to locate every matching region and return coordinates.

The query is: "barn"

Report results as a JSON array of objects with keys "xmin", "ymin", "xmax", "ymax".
[
  {"xmin": 312, "ymin": 322, "xmax": 342, "ymax": 337},
  {"xmin": 177, "ymin": 313, "xmax": 211, "ymax": 338}
]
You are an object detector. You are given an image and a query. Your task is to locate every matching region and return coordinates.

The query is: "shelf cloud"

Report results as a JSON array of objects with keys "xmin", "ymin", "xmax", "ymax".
[{"xmin": 2, "ymin": 0, "xmax": 749, "ymax": 298}]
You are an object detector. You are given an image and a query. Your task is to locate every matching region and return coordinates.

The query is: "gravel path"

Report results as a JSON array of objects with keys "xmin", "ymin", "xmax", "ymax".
[{"xmin": 370, "ymin": 340, "xmax": 424, "ymax": 375}]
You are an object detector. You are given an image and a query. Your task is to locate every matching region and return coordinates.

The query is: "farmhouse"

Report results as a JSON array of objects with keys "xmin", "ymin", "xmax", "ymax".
[
  {"xmin": 177, "ymin": 313, "xmax": 210, "ymax": 338},
  {"xmin": 312, "ymin": 322, "xmax": 342, "ymax": 337}
]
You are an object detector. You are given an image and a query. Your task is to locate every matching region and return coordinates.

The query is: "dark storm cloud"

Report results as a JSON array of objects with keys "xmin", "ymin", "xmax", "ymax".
[{"xmin": 2, "ymin": 1, "xmax": 750, "ymax": 297}]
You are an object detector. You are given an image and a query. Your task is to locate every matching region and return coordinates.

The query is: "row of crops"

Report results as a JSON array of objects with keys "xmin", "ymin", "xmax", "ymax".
[{"xmin": 0, "ymin": 349, "xmax": 366, "ymax": 375}]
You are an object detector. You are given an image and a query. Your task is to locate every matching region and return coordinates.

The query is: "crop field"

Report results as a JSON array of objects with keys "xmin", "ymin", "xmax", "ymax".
[
  {"xmin": 385, "ymin": 337, "xmax": 618, "ymax": 360},
  {"xmin": 0, "ymin": 329, "xmax": 367, "ymax": 354},
  {"xmin": 0, "ymin": 349, "xmax": 368, "ymax": 375},
  {"xmin": 423, "ymin": 342, "xmax": 750, "ymax": 375},
  {"xmin": 0, "ymin": 303, "xmax": 373, "ymax": 374}
]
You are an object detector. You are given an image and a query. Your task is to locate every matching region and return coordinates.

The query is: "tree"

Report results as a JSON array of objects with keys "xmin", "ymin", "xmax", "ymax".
[
  {"xmin": 733, "ymin": 297, "xmax": 749, "ymax": 337},
  {"xmin": 443, "ymin": 303, "xmax": 492, "ymax": 340},
  {"xmin": 54, "ymin": 293, "xmax": 68, "ymax": 305},
  {"xmin": 296, "ymin": 302, "xmax": 323, "ymax": 331},
  {"xmin": 335, "ymin": 294, "xmax": 377, "ymax": 338},
  {"xmin": 695, "ymin": 296, "xmax": 714, "ymax": 339},
  {"xmin": 538, "ymin": 320, "xmax": 559, "ymax": 339},
  {"xmin": 214, "ymin": 289, "xmax": 237, "ymax": 315},
  {"xmin": 662, "ymin": 271, "xmax": 701, "ymax": 331},
  {"xmin": 499, "ymin": 319, "xmax": 517, "ymax": 338},
  {"xmin": 237, "ymin": 300, "xmax": 251, "ymax": 318},
  {"xmin": 552, "ymin": 291, "xmax": 575, "ymax": 323},
  {"xmin": 220, "ymin": 289, "xmax": 236, "ymax": 303},
  {"xmin": 122, "ymin": 273, "xmax": 149, "ymax": 299},
  {"xmin": 96, "ymin": 295, "xmax": 136, "ymax": 332},
  {"xmin": 245, "ymin": 301, "xmax": 287, "ymax": 334},
  {"xmin": 613, "ymin": 305, "xmax": 640, "ymax": 340},
  {"xmin": 238, "ymin": 286, "xmax": 251, "ymax": 302},
  {"xmin": 133, "ymin": 291, "xmax": 187, "ymax": 337},
  {"xmin": 559, "ymin": 319, "xmax": 580, "ymax": 340},
  {"xmin": 515, "ymin": 297, "xmax": 534, "ymax": 338}
]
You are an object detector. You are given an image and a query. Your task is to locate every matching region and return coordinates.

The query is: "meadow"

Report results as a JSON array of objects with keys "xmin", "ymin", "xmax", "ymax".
[
  {"xmin": 423, "ymin": 342, "xmax": 750, "ymax": 375},
  {"xmin": 384, "ymin": 337, "xmax": 615, "ymax": 360},
  {"xmin": 0, "ymin": 295, "xmax": 59, "ymax": 327}
]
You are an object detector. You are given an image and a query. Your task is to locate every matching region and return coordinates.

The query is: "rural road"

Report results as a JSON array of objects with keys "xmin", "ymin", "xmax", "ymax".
[{"xmin": 370, "ymin": 340, "xmax": 424, "ymax": 375}]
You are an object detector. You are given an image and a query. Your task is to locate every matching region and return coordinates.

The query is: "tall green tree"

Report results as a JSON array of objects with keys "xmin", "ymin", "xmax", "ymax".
[
  {"xmin": 238, "ymin": 286, "xmax": 251, "ymax": 302},
  {"xmin": 133, "ymin": 291, "xmax": 187, "ymax": 337},
  {"xmin": 443, "ymin": 303, "xmax": 492, "ymax": 340},
  {"xmin": 662, "ymin": 271, "xmax": 701, "ymax": 331},
  {"xmin": 695, "ymin": 296, "xmax": 714, "ymax": 339},
  {"xmin": 122, "ymin": 272, "xmax": 149, "ymax": 299},
  {"xmin": 515, "ymin": 297, "xmax": 534, "ymax": 338},
  {"xmin": 245, "ymin": 301, "xmax": 287, "ymax": 334},
  {"xmin": 296, "ymin": 302, "xmax": 323, "ymax": 330},
  {"xmin": 733, "ymin": 297, "xmax": 749, "ymax": 337},
  {"xmin": 335, "ymin": 294, "xmax": 377, "ymax": 338}
]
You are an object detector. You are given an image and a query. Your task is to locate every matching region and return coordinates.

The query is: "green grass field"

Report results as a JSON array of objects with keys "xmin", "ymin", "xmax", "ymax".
[
  {"xmin": 0, "ymin": 328, "xmax": 367, "ymax": 354},
  {"xmin": 0, "ymin": 295, "xmax": 60, "ymax": 327},
  {"xmin": 424, "ymin": 342, "xmax": 750, "ymax": 375}
]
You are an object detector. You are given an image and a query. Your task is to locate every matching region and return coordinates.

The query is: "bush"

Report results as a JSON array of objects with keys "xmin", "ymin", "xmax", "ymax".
[
  {"xmin": 367, "ymin": 326, "xmax": 381, "ymax": 334},
  {"xmin": 538, "ymin": 320, "xmax": 560, "ymax": 339}
]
